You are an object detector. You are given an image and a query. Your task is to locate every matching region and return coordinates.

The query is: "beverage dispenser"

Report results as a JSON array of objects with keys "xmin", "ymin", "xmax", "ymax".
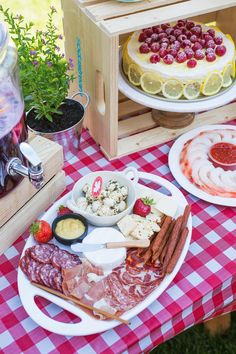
[{"xmin": 0, "ymin": 22, "xmax": 44, "ymax": 198}]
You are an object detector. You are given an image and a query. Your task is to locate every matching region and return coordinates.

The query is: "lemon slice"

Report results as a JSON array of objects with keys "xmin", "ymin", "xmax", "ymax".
[
  {"xmin": 183, "ymin": 81, "xmax": 201, "ymax": 100},
  {"xmin": 201, "ymin": 72, "xmax": 223, "ymax": 96},
  {"xmin": 140, "ymin": 72, "xmax": 162, "ymax": 94},
  {"xmin": 128, "ymin": 63, "xmax": 143, "ymax": 86},
  {"xmin": 162, "ymin": 79, "xmax": 183, "ymax": 99},
  {"xmin": 222, "ymin": 63, "xmax": 233, "ymax": 87},
  {"xmin": 123, "ymin": 52, "xmax": 133, "ymax": 75},
  {"xmin": 232, "ymin": 60, "xmax": 235, "ymax": 78}
]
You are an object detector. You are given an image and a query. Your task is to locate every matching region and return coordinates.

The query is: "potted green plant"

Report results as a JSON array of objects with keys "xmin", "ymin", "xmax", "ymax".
[{"xmin": 0, "ymin": 6, "xmax": 89, "ymax": 160}]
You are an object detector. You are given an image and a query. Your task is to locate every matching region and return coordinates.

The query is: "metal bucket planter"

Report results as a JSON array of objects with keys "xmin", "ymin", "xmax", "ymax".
[{"xmin": 26, "ymin": 92, "xmax": 90, "ymax": 161}]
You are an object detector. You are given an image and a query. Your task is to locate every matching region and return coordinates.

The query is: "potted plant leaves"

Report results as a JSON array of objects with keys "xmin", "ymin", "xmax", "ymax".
[{"xmin": 0, "ymin": 6, "xmax": 89, "ymax": 160}]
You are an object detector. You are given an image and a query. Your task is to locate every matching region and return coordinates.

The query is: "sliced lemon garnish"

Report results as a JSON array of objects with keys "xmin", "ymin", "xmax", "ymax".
[
  {"xmin": 222, "ymin": 63, "xmax": 233, "ymax": 87},
  {"xmin": 201, "ymin": 72, "xmax": 223, "ymax": 96},
  {"xmin": 123, "ymin": 52, "xmax": 133, "ymax": 75},
  {"xmin": 140, "ymin": 72, "xmax": 163, "ymax": 94},
  {"xmin": 162, "ymin": 79, "xmax": 184, "ymax": 99},
  {"xmin": 183, "ymin": 81, "xmax": 201, "ymax": 100},
  {"xmin": 128, "ymin": 63, "xmax": 143, "ymax": 86},
  {"xmin": 232, "ymin": 60, "xmax": 235, "ymax": 78}
]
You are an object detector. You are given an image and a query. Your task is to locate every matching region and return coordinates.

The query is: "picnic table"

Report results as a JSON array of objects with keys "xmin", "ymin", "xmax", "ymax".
[{"xmin": 0, "ymin": 127, "xmax": 235, "ymax": 353}]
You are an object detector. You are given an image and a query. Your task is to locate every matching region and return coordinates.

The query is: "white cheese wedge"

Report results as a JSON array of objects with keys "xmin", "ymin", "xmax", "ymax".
[
  {"xmin": 155, "ymin": 196, "xmax": 178, "ymax": 217},
  {"xmin": 83, "ymin": 228, "xmax": 126, "ymax": 270},
  {"xmin": 117, "ymin": 215, "xmax": 137, "ymax": 236}
]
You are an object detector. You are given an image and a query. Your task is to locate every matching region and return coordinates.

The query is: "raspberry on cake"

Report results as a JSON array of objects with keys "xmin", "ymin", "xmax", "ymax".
[{"xmin": 123, "ymin": 19, "xmax": 236, "ymax": 99}]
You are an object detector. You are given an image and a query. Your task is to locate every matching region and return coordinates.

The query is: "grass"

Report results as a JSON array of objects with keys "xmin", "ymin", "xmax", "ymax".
[
  {"xmin": 2, "ymin": 2, "xmax": 236, "ymax": 353},
  {"xmin": 152, "ymin": 312, "xmax": 236, "ymax": 354}
]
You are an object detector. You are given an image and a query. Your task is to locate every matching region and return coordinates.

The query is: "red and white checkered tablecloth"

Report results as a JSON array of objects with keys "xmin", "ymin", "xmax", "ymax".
[{"xmin": 1, "ymin": 124, "xmax": 236, "ymax": 354}]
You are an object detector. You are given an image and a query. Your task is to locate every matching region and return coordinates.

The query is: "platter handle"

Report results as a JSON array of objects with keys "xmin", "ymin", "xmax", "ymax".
[
  {"xmin": 138, "ymin": 171, "xmax": 184, "ymax": 200},
  {"xmin": 25, "ymin": 290, "xmax": 103, "ymax": 334},
  {"xmin": 122, "ymin": 167, "xmax": 139, "ymax": 186}
]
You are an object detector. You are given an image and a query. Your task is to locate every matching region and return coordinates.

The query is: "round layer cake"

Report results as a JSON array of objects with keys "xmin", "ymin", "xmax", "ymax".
[{"xmin": 123, "ymin": 19, "xmax": 236, "ymax": 99}]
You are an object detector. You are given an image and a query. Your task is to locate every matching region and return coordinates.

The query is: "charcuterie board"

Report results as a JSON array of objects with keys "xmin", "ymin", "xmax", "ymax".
[
  {"xmin": 169, "ymin": 125, "xmax": 236, "ymax": 207},
  {"xmin": 17, "ymin": 171, "xmax": 192, "ymax": 336}
]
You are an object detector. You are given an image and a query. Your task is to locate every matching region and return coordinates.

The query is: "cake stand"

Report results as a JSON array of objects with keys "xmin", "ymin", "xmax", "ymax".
[{"xmin": 118, "ymin": 69, "xmax": 236, "ymax": 129}]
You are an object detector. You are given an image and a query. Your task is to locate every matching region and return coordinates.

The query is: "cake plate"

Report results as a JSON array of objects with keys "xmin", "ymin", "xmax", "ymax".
[{"xmin": 119, "ymin": 68, "xmax": 236, "ymax": 129}]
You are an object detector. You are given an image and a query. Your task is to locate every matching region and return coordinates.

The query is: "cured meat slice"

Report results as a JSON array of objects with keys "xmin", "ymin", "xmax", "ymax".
[
  {"xmin": 62, "ymin": 259, "xmax": 103, "ymax": 281},
  {"xmin": 27, "ymin": 259, "xmax": 40, "ymax": 282},
  {"xmin": 54, "ymin": 272, "xmax": 63, "ymax": 292},
  {"xmin": 19, "ymin": 255, "xmax": 31, "ymax": 276},
  {"xmin": 39, "ymin": 264, "xmax": 54, "ymax": 287},
  {"xmin": 51, "ymin": 249, "xmax": 77, "ymax": 270},
  {"xmin": 48, "ymin": 268, "xmax": 61, "ymax": 291},
  {"xmin": 30, "ymin": 244, "xmax": 58, "ymax": 264}
]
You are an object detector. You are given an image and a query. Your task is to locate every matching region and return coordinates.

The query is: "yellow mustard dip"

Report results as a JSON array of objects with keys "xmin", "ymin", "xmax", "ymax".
[{"xmin": 55, "ymin": 218, "xmax": 85, "ymax": 239}]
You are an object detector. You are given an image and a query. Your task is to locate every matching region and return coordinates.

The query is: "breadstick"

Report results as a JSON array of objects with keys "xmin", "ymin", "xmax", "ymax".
[
  {"xmin": 166, "ymin": 227, "xmax": 189, "ymax": 274},
  {"xmin": 162, "ymin": 215, "xmax": 183, "ymax": 271},
  {"xmin": 181, "ymin": 205, "xmax": 191, "ymax": 231},
  {"xmin": 152, "ymin": 219, "xmax": 175, "ymax": 262},
  {"xmin": 151, "ymin": 216, "xmax": 172, "ymax": 254}
]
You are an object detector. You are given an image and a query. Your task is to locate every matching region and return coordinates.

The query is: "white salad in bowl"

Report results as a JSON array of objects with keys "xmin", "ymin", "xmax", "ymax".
[{"xmin": 67, "ymin": 168, "xmax": 138, "ymax": 226}]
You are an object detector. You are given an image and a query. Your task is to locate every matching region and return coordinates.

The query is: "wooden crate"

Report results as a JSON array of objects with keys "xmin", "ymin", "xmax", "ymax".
[
  {"xmin": 62, "ymin": 0, "xmax": 236, "ymax": 159},
  {"xmin": 0, "ymin": 136, "xmax": 66, "ymax": 254}
]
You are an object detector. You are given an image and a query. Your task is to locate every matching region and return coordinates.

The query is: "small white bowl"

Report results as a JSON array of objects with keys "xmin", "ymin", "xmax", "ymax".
[{"xmin": 67, "ymin": 167, "xmax": 138, "ymax": 226}]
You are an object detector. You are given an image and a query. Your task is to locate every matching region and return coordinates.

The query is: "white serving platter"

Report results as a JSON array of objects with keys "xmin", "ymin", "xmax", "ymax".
[
  {"xmin": 169, "ymin": 125, "xmax": 236, "ymax": 207},
  {"xmin": 17, "ymin": 171, "xmax": 192, "ymax": 336}
]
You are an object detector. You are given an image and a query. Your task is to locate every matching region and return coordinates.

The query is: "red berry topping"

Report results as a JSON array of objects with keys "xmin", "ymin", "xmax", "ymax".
[
  {"xmin": 187, "ymin": 59, "xmax": 197, "ymax": 68},
  {"xmin": 186, "ymin": 30, "xmax": 192, "ymax": 39},
  {"xmin": 145, "ymin": 38, "xmax": 152, "ymax": 45},
  {"xmin": 169, "ymin": 35, "xmax": 176, "ymax": 43},
  {"xmin": 144, "ymin": 28, "xmax": 153, "ymax": 37},
  {"xmin": 192, "ymin": 42, "xmax": 203, "ymax": 51},
  {"xmin": 203, "ymin": 34, "xmax": 213, "ymax": 42},
  {"xmin": 160, "ymin": 42, "xmax": 168, "ymax": 49},
  {"xmin": 186, "ymin": 21, "xmax": 195, "ymax": 30},
  {"xmin": 154, "ymin": 27, "xmax": 164, "ymax": 34},
  {"xmin": 159, "ymin": 32, "xmax": 168, "ymax": 40},
  {"xmin": 194, "ymin": 49, "xmax": 205, "ymax": 60},
  {"xmin": 161, "ymin": 23, "xmax": 170, "ymax": 30},
  {"xmin": 152, "ymin": 25, "xmax": 160, "ymax": 32},
  {"xmin": 138, "ymin": 32, "xmax": 148, "ymax": 42},
  {"xmin": 215, "ymin": 45, "xmax": 226, "ymax": 56},
  {"xmin": 139, "ymin": 43, "xmax": 150, "ymax": 54},
  {"xmin": 174, "ymin": 29, "xmax": 182, "ymax": 37},
  {"xmin": 214, "ymin": 36, "xmax": 223, "ymax": 45},
  {"xmin": 178, "ymin": 19, "xmax": 187, "ymax": 26},
  {"xmin": 198, "ymin": 39, "xmax": 206, "ymax": 47},
  {"xmin": 150, "ymin": 33, "xmax": 159, "ymax": 42},
  {"xmin": 190, "ymin": 35, "xmax": 198, "ymax": 43},
  {"xmin": 163, "ymin": 54, "xmax": 174, "ymax": 64},
  {"xmin": 159, "ymin": 48, "xmax": 167, "ymax": 58},
  {"xmin": 182, "ymin": 39, "xmax": 192, "ymax": 48},
  {"xmin": 206, "ymin": 39, "xmax": 216, "ymax": 49},
  {"xmin": 168, "ymin": 49, "xmax": 178, "ymax": 57},
  {"xmin": 205, "ymin": 47, "xmax": 214, "ymax": 55},
  {"xmin": 173, "ymin": 40, "xmax": 181, "ymax": 50},
  {"xmin": 178, "ymin": 34, "xmax": 187, "ymax": 42},
  {"xmin": 206, "ymin": 52, "xmax": 216, "ymax": 62},
  {"xmin": 176, "ymin": 51, "xmax": 187, "ymax": 63},
  {"xmin": 191, "ymin": 26, "xmax": 202, "ymax": 37},
  {"xmin": 150, "ymin": 42, "xmax": 160, "ymax": 53},
  {"xmin": 160, "ymin": 38, "xmax": 169, "ymax": 45},
  {"xmin": 207, "ymin": 29, "xmax": 215, "ymax": 38},
  {"xmin": 165, "ymin": 27, "xmax": 174, "ymax": 36},
  {"xmin": 150, "ymin": 54, "xmax": 160, "ymax": 63},
  {"xmin": 184, "ymin": 48, "xmax": 194, "ymax": 59}
]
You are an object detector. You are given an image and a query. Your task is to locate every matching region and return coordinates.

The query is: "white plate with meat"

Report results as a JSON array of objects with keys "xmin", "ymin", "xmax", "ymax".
[
  {"xmin": 17, "ymin": 171, "xmax": 192, "ymax": 336},
  {"xmin": 169, "ymin": 125, "xmax": 236, "ymax": 207}
]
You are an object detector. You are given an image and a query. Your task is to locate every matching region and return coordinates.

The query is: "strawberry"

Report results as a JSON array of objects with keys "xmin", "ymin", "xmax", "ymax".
[
  {"xmin": 58, "ymin": 205, "xmax": 72, "ymax": 216},
  {"xmin": 133, "ymin": 197, "xmax": 155, "ymax": 217},
  {"xmin": 30, "ymin": 220, "xmax": 52, "ymax": 243}
]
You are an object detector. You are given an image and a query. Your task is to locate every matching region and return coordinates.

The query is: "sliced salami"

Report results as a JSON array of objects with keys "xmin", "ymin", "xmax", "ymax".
[
  {"xmin": 51, "ymin": 249, "xmax": 75, "ymax": 270},
  {"xmin": 19, "ymin": 255, "xmax": 30, "ymax": 276},
  {"xmin": 48, "ymin": 268, "xmax": 61, "ymax": 290},
  {"xmin": 39, "ymin": 264, "xmax": 54, "ymax": 287},
  {"xmin": 54, "ymin": 272, "xmax": 63, "ymax": 292},
  {"xmin": 27, "ymin": 259, "xmax": 40, "ymax": 282},
  {"xmin": 30, "ymin": 244, "xmax": 58, "ymax": 264}
]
